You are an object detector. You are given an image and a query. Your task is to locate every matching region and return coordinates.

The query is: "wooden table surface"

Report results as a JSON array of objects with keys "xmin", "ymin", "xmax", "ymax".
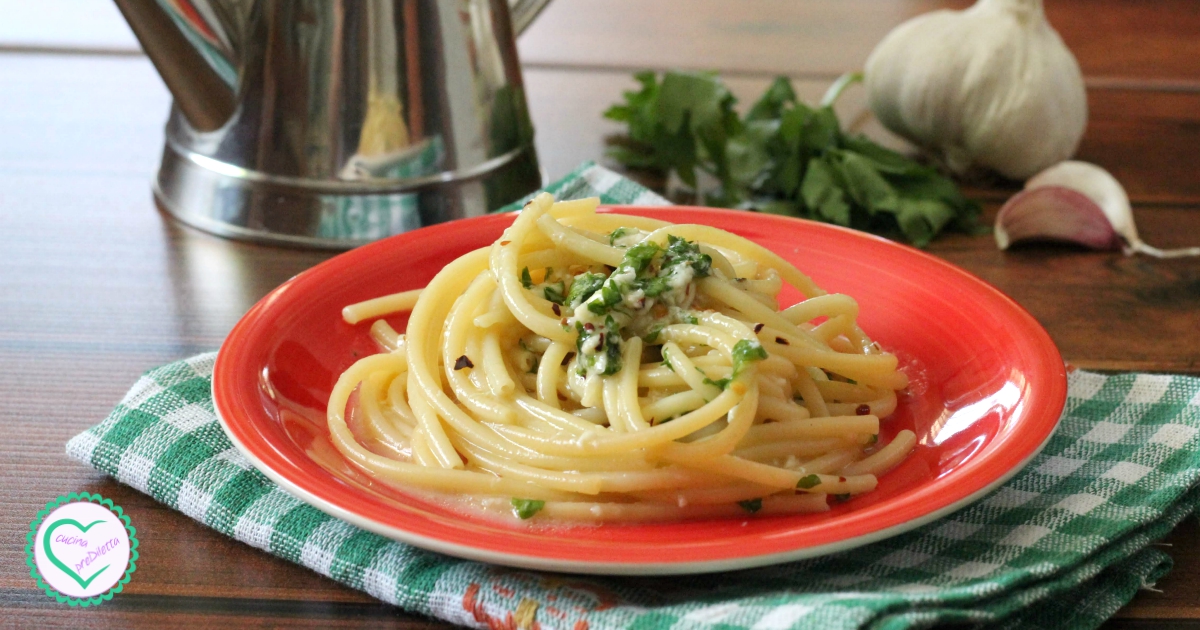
[{"xmin": 2, "ymin": 1, "xmax": 1198, "ymax": 627}]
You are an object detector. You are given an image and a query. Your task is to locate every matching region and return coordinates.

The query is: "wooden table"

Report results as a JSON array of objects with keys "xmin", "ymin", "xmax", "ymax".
[{"xmin": 2, "ymin": 1, "xmax": 1197, "ymax": 627}]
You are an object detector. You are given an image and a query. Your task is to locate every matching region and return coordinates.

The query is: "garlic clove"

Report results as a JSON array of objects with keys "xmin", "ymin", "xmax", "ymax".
[
  {"xmin": 1025, "ymin": 161, "xmax": 1137, "ymax": 245},
  {"xmin": 997, "ymin": 160, "xmax": 1200, "ymax": 257},
  {"xmin": 994, "ymin": 187, "xmax": 1122, "ymax": 251},
  {"xmin": 1026, "ymin": 161, "xmax": 1200, "ymax": 257}
]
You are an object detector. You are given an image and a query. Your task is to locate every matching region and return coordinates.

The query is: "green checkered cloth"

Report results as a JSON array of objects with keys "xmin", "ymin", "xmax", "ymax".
[
  {"xmin": 497, "ymin": 161, "xmax": 672, "ymax": 212},
  {"xmin": 67, "ymin": 164, "xmax": 1200, "ymax": 629}
]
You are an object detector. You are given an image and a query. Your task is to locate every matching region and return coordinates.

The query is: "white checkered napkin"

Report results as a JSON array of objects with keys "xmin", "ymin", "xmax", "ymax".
[{"xmin": 63, "ymin": 165, "xmax": 1200, "ymax": 630}]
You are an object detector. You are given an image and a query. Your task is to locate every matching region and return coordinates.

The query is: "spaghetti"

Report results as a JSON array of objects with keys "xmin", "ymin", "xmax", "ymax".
[{"xmin": 328, "ymin": 193, "xmax": 915, "ymax": 522}]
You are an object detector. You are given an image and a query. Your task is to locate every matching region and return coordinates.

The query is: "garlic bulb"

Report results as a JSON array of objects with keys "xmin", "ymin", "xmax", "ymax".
[{"xmin": 864, "ymin": 0, "xmax": 1088, "ymax": 180}]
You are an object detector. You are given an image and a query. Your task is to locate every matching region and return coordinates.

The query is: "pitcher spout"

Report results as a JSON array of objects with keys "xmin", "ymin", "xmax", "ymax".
[{"xmin": 114, "ymin": 0, "xmax": 242, "ymax": 131}]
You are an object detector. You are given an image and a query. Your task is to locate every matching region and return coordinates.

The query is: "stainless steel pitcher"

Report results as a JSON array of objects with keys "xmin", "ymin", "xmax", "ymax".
[{"xmin": 115, "ymin": 0, "xmax": 551, "ymax": 248}]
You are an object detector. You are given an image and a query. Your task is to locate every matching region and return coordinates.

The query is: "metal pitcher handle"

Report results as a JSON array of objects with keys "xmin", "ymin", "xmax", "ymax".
[{"xmin": 510, "ymin": 0, "xmax": 553, "ymax": 34}]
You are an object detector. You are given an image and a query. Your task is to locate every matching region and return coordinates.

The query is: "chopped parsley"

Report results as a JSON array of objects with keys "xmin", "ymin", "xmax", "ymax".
[
  {"xmin": 543, "ymin": 281, "xmax": 566, "ymax": 305},
  {"xmin": 702, "ymin": 375, "xmax": 732, "ymax": 390},
  {"xmin": 587, "ymin": 279, "xmax": 626, "ymax": 315},
  {"xmin": 566, "ymin": 236, "xmax": 715, "ymax": 379},
  {"xmin": 638, "ymin": 275, "xmax": 671, "ymax": 297},
  {"xmin": 580, "ymin": 237, "xmax": 710, "ymax": 320},
  {"xmin": 662, "ymin": 235, "xmax": 712, "ymax": 277},
  {"xmin": 566, "ymin": 272, "xmax": 606, "ymax": 308},
  {"xmin": 660, "ymin": 346, "xmax": 675, "ymax": 371},
  {"xmin": 511, "ymin": 498, "xmax": 545, "ymax": 519},
  {"xmin": 574, "ymin": 318, "xmax": 622, "ymax": 376},
  {"xmin": 737, "ymin": 498, "xmax": 763, "ymax": 513},
  {"xmin": 731, "ymin": 339, "xmax": 768, "ymax": 378},
  {"xmin": 623, "ymin": 241, "xmax": 662, "ymax": 273},
  {"xmin": 796, "ymin": 474, "xmax": 821, "ymax": 490},
  {"xmin": 520, "ymin": 266, "xmax": 533, "ymax": 289}
]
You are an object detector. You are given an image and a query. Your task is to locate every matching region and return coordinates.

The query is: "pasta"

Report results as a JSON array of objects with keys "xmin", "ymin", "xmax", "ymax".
[{"xmin": 328, "ymin": 193, "xmax": 915, "ymax": 522}]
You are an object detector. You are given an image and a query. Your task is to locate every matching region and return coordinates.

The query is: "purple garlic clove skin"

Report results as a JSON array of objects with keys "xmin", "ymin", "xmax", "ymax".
[
  {"xmin": 999, "ymin": 160, "xmax": 1200, "ymax": 258},
  {"xmin": 994, "ymin": 186, "xmax": 1124, "ymax": 251}
]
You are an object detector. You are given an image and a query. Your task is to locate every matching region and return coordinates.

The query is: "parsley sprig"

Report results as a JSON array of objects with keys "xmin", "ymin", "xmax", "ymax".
[{"xmin": 604, "ymin": 71, "xmax": 984, "ymax": 246}]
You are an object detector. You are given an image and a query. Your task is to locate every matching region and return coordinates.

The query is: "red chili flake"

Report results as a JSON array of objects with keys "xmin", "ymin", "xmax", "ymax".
[
  {"xmin": 775, "ymin": 336, "xmax": 790, "ymax": 345},
  {"xmin": 839, "ymin": 476, "xmax": 847, "ymax": 483},
  {"xmin": 561, "ymin": 352, "xmax": 576, "ymax": 366},
  {"xmin": 499, "ymin": 240, "xmax": 511, "ymax": 246},
  {"xmin": 856, "ymin": 404, "xmax": 871, "ymax": 415},
  {"xmin": 560, "ymin": 317, "xmax": 569, "ymax": 327},
  {"xmin": 596, "ymin": 333, "xmax": 605, "ymax": 346},
  {"xmin": 454, "ymin": 355, "xmax": 474, "ymax": 370},
  {"xmin": 753, "ymin": 323, "xmax": 764, "ymax": 333},
  {"xmin": 551, "ymin": 303, "xmax": 561, "ymax": 316},
  {"xmin": 583, "ymin": 323, "xmax": 595, "ymax": 332}
]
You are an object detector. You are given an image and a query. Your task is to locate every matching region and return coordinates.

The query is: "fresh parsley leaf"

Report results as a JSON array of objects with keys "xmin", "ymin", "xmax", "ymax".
[
  {"xmin": 511, "ymin": 498, "xmax": 545, "ymax": 519},
  {"xmin": 604, "ymin": 71, "xmax": 983, "ymax": 246},
  {"xmin": 801, "ymin": 156, "xmax": 851, "ymax": 226},
  {"xmin": 746, "ymin": 77, "xmax": 797, "ymax": 122},
  {"xmin": 520, "ymin": 267, "xmax": 533, "ymax": 289}
]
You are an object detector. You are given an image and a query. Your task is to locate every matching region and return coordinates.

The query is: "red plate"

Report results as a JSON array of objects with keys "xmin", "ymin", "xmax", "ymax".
[{"xmin": 213, "ymin": 207, "xmax": 1066, "ymax": 574}]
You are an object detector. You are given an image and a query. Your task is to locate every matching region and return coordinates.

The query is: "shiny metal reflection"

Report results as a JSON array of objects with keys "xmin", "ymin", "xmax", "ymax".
[{"xmin": 116, "ymin": 0, "xmax": 551, "ymax": 248}]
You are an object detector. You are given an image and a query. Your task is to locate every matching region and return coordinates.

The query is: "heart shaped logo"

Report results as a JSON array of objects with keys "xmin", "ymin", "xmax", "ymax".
[
  {"xmin": 42, "ymin": 518, "xmax": 111, "ymax": 589},
  {"xmin": 27, "ymin": 493, "xmax": 137, "ymax": 606}
]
